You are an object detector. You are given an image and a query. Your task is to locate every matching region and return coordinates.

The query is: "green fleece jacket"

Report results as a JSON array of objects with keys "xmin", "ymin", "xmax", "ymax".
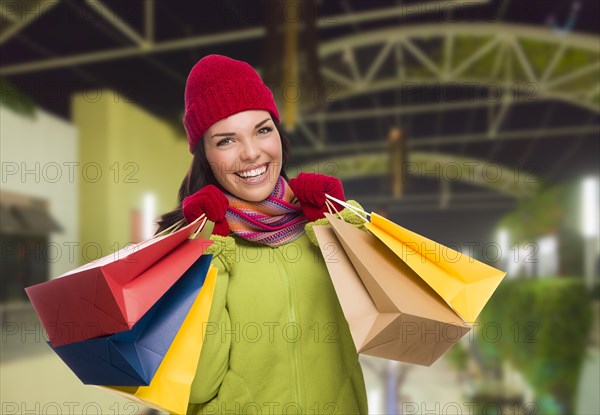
[{"xmin": 187, "ymin": 204, "xmax": 368, "ymax": 415}]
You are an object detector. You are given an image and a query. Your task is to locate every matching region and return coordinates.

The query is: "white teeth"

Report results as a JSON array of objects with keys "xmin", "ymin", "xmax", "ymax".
[{"xmin": 237, "ymin": 165, "xmax": 267, "ymax": 178}]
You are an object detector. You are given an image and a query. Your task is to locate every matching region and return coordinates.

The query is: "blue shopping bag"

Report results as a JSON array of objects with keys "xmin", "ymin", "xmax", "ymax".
[{"xmin": 50, "ymin": 254, "xmax": 213, "ymax": 386}]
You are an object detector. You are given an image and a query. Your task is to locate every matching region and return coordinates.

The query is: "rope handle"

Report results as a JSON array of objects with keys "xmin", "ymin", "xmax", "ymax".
[
  {"xmin": 189, "ymin": 215, "xmax": 208, "ymax": 240},
  {"xmin": 324, "ymin": 194, "xmax": 370, "ymax": 223},
  {"xmin": 154, "ymin": 214, "xmax": 207, "ymax": 238},
  {"xmin": 325, "ymin": 198, "xmax": 344, "ymax": 220},
  {"xmin": 154, "ymin": 218, "xmax": 186, "ymax": 238}
]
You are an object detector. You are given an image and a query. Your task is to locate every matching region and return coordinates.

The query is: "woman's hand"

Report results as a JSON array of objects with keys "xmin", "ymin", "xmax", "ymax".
[
  {"xmin": 182, "ymin": 185, "xmax": 230, "ymax": 236},
  {"xmin": 288, "ymin": 173, "xmax": 346, "ymax": 222}
]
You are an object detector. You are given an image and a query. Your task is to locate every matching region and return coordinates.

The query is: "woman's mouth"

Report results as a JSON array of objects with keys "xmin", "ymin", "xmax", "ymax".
[{"xmin": 234, "ymin": 163, "xmax": 269, "ymax": 184}]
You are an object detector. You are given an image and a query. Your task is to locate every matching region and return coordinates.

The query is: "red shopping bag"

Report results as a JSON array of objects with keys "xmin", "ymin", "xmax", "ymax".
[{"xmin": 25, "ymin": 217, "xmax": 213, "ymax": 346}]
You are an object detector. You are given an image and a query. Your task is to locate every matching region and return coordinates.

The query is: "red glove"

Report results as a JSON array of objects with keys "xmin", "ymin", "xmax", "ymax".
[
  {"xmin": 288, "ymin": 173, "xmax": 346, "ymax": 222},
  {"xmin": 182, "ymin": 185, "xmax": 230, "ymax": 236}
]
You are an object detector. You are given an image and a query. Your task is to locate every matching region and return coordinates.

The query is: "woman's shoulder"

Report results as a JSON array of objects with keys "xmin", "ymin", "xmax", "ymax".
[
  {"xmin": 205, "ymin": 234, "xmax": 237, "ymax": 272},
  {"xmin": 204, "ymin": 233, "xmax": 276, "ymax": 271}
]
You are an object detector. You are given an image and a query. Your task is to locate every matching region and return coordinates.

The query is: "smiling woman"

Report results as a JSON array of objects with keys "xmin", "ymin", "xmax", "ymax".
[
  {"xmin": 155, "ymin": 55, "xmax": 367, "ymax": 414},
  {"xmin": 204, "ymin": 111, "xmax": 283, "ymax": 202}
]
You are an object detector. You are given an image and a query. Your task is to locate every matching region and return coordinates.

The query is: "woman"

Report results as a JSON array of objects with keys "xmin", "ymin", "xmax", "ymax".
[{"xmin": 156, "ymin": 55, "xmax": 368, "ymax": 414}]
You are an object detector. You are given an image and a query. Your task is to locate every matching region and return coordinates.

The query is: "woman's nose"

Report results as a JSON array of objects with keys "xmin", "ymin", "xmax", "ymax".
[{"xmin": 240, "ymin": 139, "xmax": 260, "ymax": 161}]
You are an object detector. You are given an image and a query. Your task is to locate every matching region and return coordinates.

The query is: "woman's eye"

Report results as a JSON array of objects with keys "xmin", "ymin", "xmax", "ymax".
[
  {"xmin": 216, "ymin": 137, "xmax": 234, "ymax": 147},
  {"xmin": 258, "ymin": 127, "xmax": 273, "ymax": 135}
]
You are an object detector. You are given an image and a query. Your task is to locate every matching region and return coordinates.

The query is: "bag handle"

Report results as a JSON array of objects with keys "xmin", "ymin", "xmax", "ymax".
[
  {"xmin": 325, "ymin": 194, "xmax": 370, "ymax": 222},
  {"xmin": 154, "ymin": 214, "xmax": 207, "ymax": 239},
  {"xmin": 325, "ymin": 198, "xmax": 344, "ymax": 221},
  {"xmin": 154, "ymin": 218, "xmax": 186, "ymax": 238},
  {"xmin": 189, "ymin": 215, "xmax": 208, "ymax": 240}
]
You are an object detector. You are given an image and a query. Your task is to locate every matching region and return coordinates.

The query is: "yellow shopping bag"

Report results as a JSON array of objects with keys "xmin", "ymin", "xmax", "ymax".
[
  {"xmin": 100, "ymin": 264, "xmax": 218, "ymax": 415},
  {"xmin": 325, "ymin": 195, "xmax": 506, "ymax": 323}
]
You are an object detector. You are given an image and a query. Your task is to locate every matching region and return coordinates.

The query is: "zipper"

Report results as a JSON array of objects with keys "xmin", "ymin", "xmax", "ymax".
[{"xmin": 275, "ymin": 248, "xmax": 303, "ymax": 410}]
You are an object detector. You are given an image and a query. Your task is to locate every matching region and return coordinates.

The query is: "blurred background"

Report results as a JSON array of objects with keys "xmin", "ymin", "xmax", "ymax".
[{"xmin": 1, "ymin": 0, "xmax": 599, "ymax": 414}]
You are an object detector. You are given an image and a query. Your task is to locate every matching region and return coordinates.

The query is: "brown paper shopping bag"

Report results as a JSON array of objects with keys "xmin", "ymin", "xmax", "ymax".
[
  {"xmin": 323, "ymin": 195, "xmax": 506, "ymax": 323},
  {"xmin": 314, "ymin": 216, "xmax": 470, "ymax": 366}
]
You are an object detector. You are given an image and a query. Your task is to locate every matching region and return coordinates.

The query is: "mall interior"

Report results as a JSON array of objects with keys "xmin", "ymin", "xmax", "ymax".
[{"xmin": 1, "ymin": 1, "xmax": 599, "ymax": 414}]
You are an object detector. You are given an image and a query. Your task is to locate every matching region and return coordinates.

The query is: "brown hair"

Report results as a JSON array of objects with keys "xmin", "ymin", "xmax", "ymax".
[{"xmin": 154, "ymin": 118, "xmax": 291, "ymax": 235}]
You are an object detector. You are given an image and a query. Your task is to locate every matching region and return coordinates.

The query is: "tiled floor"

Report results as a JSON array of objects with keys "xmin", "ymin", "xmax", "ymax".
[
  {"xmin": 361, "ymin": 354, "xmax": 473, "ymax": 415},
  {"xmin": 576, "ymin": 348, "xmax": 600, "ymax": 415},
  {"xmin": 2, "ymin": 306, "xmax": 599, "ymax": 415},
  {"xmin": 1, "ymin": 306, "xmax": 159, "ymax": 414}
]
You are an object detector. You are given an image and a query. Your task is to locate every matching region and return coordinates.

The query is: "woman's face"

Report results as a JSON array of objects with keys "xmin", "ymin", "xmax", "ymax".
[{"xmin": 203, "ymin": 110, "xmax": 283, "ymax": 202}]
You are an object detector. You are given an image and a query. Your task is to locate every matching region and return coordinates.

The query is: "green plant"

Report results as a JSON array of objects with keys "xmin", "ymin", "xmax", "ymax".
[
  {"xmin": 498, "ymin": 180, "xmax": 587, "ymax": 276},
  {"xmin": 589, "ymin": 282, "xmax": 600, "ymax": 301},
  {"xmin": 498, "ymin": 183, "xmax": 563, "ymax": 243},
  {"xmin": 476, "ymin": 278, "xmax": 593, "ymax": 413}
]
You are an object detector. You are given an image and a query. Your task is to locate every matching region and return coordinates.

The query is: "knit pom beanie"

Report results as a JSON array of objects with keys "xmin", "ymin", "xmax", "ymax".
[{"xmin": 183, "ymin": 54, "xmax": 280, "ymax": 153}]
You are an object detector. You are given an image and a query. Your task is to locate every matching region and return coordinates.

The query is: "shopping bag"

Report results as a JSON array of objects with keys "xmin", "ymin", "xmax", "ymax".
[
  {"xmin": 314, "ymin": 219, "xmax": 470, "ymax": 366},
  {"xmin": 49, "ymin": 254, "xmax": 213, "ymax": 386},
  {"xmin": 362, "ymin": 214, "xmax": 504, "ymax": 323},
  {"xmin": 99, "ymin": 264, "xmax": 218, "ymax": 415},
  {"xmin": 25, "ymin": 216, "xmax": 213, "ymax": 346},
  {"xmin": 322, "ymin": 196, "xmax": 506, "ymax": 322}
]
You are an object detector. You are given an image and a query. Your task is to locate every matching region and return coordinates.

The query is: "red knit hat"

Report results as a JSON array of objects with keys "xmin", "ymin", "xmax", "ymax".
[{"xmin": 183, "ymin": 55, "xmax": 280, "ymax": 154}]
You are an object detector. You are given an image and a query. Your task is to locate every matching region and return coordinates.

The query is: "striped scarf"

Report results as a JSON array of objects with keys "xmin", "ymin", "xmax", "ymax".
[{"xmin": 224, "ymin": 176, "xmax": 307, "ymax": 247}]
